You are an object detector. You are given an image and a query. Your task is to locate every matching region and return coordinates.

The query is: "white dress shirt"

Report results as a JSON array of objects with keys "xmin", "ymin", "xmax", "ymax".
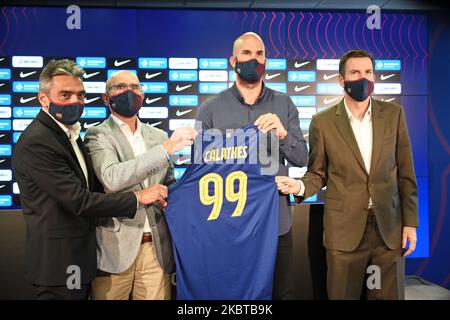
[
  {"xmin": 297, "ymin": 98, "xmax": 374, "ymax": 208},
  {"xmin": 111, "ymin": 114, "xmax": 152, "ymax": 232},
  {"xmin": 343, "ymin": 98, "xmax": 373, "ymax": 208},
  {"xmin": 42, "ymin": 108, "xmax": 89, "ymax": 187}
]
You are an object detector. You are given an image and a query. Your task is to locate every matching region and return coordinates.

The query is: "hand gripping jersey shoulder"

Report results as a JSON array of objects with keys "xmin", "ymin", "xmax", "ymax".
[{"xmin": 165, "ymin": 124, "xmax": 279, "ymax": 300}]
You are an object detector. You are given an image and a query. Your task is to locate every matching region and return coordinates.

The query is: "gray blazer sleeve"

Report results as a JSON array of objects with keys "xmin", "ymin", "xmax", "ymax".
[{"xmin": 84, "ymin": 127, "xmax": 170, "ymax": 192}]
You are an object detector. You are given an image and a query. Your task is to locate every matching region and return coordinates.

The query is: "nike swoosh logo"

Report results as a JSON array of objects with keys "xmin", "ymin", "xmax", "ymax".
[
  {"xmin": 0, "ymin": 134, "xmax": 5, "ymax": 138},
  {"xmin": 176, "ymin": 84, "xmax": 192, "ymax": 92},
  {"xmin": 0, "ymin": 159, "xmax": 5, "ymax": 163},
  {"xmin": 84, "ymin": 97, "xmax": 100, "ymax": 104},
  {"xmin": 114, "ymin": 59, "xmax": 131, "ymax": 67},
  {"xmin": 83, "ymin": 122, "xmax": 100, "ymax": 129},
  {"xmin": 176, "ymin": 158, "xmax": 190, "ymax": 165},
  {"xmin": 0, "ymin": 185, "xmax": 5, "ymax": 189},
  {"xmin": 380, "ymin": 74, "xmax": 396, "ymax": 80},
  {"xmin": 0, "ymin": 83, "xmax": 5, "ymax": 87},
  {"xmin": 20, "ymin": 71, "xmax": 37, "ymax": 78},
  {"xmin": 176, "ymin": 109, "xmax": 192, "ymax": 117},
  {"xmin": 382, "ymin": 97, "xmax": 396, "ymax": 102},
  {"xmin": 265, "ymin": 73, "xmax": 281, "ymax": 80},
  {"xmin": 145, "ymin": 97, "xmax": 162, "ymax": 104},
  {"xmin": 294, "ymin": 61, "xmax": 310, "ymax": 68},
  {"xmin": 20, "ymin": 97, "xmax": 37, "ymax": 103},
  {"xmin": 145, "ymin": 72, "xmax": 162, "ymax": 79},
  {"xmin": 148, "ymin": 121, "xmax": 162, "ymax": 127},
  {"xmin": 0, "ymin": 58, "xmax": 4, "ymax": 62},
  {"xmin": 294, "ymin": 85, "xmax": 310, "ymax": 92},
  {"xmin": 323, "ymin": 97, "xmax": 339, "ymax": 105},
  {"xmin": 323, "ymin": 73, "xmax": 338, "ymax": 80},
  {"xmin": 83, "ymin": 71, "xmax": 100, "ymax": 79}
]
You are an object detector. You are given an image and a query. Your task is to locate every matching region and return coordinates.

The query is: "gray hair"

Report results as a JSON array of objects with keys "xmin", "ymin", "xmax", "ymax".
[{"xmin": 38, "ymin": 59, "xmax": 85, "ymax": 93}]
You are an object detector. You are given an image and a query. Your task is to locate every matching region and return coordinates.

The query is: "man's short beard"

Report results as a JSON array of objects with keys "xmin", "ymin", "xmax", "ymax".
[{"xmin": 237, "ymin": 76, "xmax": 261, "ymax": 88}]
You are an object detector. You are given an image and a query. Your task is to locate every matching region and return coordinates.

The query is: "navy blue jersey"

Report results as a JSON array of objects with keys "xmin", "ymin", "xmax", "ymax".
[{"xmin": 165, "ymin": 124, "xmax": 279, "ymax": 300}]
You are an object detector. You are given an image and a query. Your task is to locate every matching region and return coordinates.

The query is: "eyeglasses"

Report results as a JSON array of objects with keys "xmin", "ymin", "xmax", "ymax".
[{"xmin": 108, "ymin": 83, "xmax": 143, "ymax": 92}]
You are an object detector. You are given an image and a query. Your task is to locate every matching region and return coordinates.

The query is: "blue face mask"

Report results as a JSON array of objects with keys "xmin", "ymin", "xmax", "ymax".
[
  {"xmin": 48, "ymin": 101, "xmax": 84, "ymax": 125},
  {"xmin": 344, "ymin": 78, "xmax": 374, "ymax": 102},
  {"xmin": 234, "ymin": 58, "xmax": 266, "ymax": 83},
  {"xmin": 109, "ymin": 90, "xmax": 143, "ymax": 118}
]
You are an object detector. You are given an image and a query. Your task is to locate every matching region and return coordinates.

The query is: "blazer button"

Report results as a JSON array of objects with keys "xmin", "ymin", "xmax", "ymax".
[{"xmin": 138, "ymin": 223, "xmax": 144, "ymax": 229}]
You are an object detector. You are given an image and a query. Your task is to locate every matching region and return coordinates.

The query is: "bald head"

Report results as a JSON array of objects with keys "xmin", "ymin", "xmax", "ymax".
[
  {"xmin": 233, "ymin": 32, "xmax": 265, "ymax": 56},
  {"xmin": 230, "ymin": 32, "xmax": 267, "ymax": 79},
  {"xmin": 105, "ymin": 70, "xmax": 139, "ymax": 93}
]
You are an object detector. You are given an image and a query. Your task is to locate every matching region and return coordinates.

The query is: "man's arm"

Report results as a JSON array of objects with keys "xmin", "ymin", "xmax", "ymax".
[
  {"xmin": 18, "ymin": 140, "xmax": 137, "ymax": 219},
  {"xmin": 84, "ymin": 128, "xmax": 170, "ymax": 192},
  {"xmin": 195, "ymin": 100, "xmax": 213, "ymax": 130},
  {"xmin": 396, "ymin": 106, "xmax": 419, "ymax": 227},
  {"xmin": 298, "ymin": 114, "xmax": 328, "ymax": 200},
  {"xmin": 279, "ymin": 98, "xmax": 308, "ymax": 167},
  {"xmin": 275, "ymin": 115, "xmax": 328, "ymax": 201}
]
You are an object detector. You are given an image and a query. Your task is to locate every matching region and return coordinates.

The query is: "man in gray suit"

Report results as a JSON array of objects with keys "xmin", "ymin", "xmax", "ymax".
[{"xmin": 85, "ymin": 71, "xmax": 196, "ymax": 300}]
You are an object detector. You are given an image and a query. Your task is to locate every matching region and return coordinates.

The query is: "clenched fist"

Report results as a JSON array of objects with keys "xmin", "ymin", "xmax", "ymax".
[
  {"xmin": 254, "ymin": 113, "xmax": 287, "ymax": 140},
  {"xmin": 275, "ymin": 176, "xmax": 302, "ymax": 195},
  {"xmin": 135, "ymin": 184, "xmax": 168, "ymax": 207},
  {"xmin": 162, "ymin": 127, "xmax": 197, "ymax": 155}
]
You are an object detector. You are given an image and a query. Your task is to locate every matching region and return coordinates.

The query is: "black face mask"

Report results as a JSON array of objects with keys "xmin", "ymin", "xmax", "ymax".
[
  {"xmin": 344, "ymin": 78, "xmax": 374, "ymax": 102},
  {"xmin": 48, "ymin": 101, "xmax": 84, "ymax": 125},
  {"xmin": 108, "ymin": 90, "xmax": 143, "ymax": 118},
  {"xmin": 234, "ymin": 58, "xmax": 266, "ymax": 83}
]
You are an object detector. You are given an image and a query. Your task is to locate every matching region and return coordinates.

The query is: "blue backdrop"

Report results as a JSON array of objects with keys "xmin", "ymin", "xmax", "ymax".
[{"xmin": 0, "ymin": 6, "xmax": 447, "ymax": 288}]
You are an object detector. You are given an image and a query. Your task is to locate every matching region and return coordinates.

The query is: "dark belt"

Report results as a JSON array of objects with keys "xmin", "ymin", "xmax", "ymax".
[{"xmin": 141, "ymin": 232, "xmax": 152, "ymax": 244}]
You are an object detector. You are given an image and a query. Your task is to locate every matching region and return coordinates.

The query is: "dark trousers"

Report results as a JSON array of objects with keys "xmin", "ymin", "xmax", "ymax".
[
  {"xmin": 34, "ymin": 284, "xmax": 91, "ymax": 300},
  {"xmin": 326, "ymin": 214, "xmax": 405, "ymax": 300},
  {"xmin": 272, "ymin": 229, "xmax": 294, "ymax": 300}
]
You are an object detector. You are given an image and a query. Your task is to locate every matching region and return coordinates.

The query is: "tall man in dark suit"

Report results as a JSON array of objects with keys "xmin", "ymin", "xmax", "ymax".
[
  {"xmin": 276, "ymin": 50, "xmax": 418, "ymax": 299},
  {"xmin": 12, "ymin": 59, "xmax": 169, "ymax": 300}
]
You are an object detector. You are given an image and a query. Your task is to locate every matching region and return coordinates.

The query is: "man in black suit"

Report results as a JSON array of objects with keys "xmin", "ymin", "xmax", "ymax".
[{"xmin": 12, "ymin": 59, "xmax": 169, "ymax": 300}]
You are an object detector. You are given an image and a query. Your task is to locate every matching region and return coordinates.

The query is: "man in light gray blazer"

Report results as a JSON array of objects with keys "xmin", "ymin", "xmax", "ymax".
[{"xmin": 85, "ymin": 71, "xmax": 196, "ymax": 300}]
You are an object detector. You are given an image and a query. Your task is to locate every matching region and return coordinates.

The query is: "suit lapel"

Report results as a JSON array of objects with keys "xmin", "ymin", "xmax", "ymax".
[
  {"xmin": 369, "ymin": 99, "xmax": 385, "ymax": 175},
  {"xmin": 106, "ymin": 116, "xmax": 136, "ymax": 161},
  {"xmin": 140, "ymin": 124, "xmax": 158, "ymax": 188},
  {"xmin": 37, "ymin": 110, "xmax": 88, "ymax": 185},
  {"xmin": 333, "ymin": 100, "xmax": 368, "ymax": 175},
  {"xmin": 37, "ymin": 110, "xmax": 77, "ymax": 160},
  {"xmin": 141, "ymin": 125, "xmax": 156, "ymax": 155},
  {"xmin": 108, "ymin": 116, "xmax": 150, "ymax": 190},
  {"xmin": 77, "ymin": 138, "xmax": 95, "ymax": 190}
]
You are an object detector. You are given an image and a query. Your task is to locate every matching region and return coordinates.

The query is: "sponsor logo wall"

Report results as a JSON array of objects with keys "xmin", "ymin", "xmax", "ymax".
[{"xmin": 0, "ymin": 55, "xmax": 402, "ymax": 209}]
